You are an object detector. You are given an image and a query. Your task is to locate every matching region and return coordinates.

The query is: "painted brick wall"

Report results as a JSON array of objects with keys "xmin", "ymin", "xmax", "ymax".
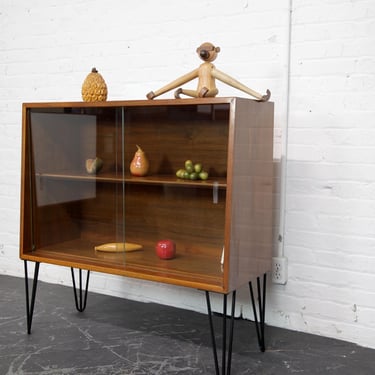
[
  {"xmin": 1, "ymin": 0, "xmax": 374, "ymax": 348},
  {"xmin": 273, "ymin": 0, "xmax": 375, "ymax": 348}
]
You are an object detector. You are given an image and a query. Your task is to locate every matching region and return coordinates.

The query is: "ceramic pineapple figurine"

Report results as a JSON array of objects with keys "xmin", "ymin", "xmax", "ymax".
[{"xmin": 81, "ymin": 67, "xmax": 108, "ymax": 102}]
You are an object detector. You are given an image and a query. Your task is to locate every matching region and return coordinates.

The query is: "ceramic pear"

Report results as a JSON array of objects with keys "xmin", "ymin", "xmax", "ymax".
[{"xmin": 130, "ymin": 145, "xmax": 149, "ymax": 176}]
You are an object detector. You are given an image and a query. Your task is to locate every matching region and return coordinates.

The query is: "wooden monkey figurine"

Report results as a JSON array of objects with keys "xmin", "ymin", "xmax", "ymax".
[{"xmin": 146, "ymin": 42, "xmax": 270, "ymax": 101}]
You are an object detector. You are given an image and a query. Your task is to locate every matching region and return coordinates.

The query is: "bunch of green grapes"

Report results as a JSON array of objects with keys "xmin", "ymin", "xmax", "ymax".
[{"xmin": 176, "ymin": 160, "xmax": 209, "ymax": 180}]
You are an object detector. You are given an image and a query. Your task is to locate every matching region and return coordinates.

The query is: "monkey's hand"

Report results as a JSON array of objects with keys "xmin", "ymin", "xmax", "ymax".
[{"xmin": 146, "ymin": 91, "xmax": 156, "ymax": 100}]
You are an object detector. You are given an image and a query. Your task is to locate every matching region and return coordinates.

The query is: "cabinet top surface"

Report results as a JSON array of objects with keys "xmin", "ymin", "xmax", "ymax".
[{"xmin": 22, "ymin": 97, "xmax": 271, "ymax": 108}]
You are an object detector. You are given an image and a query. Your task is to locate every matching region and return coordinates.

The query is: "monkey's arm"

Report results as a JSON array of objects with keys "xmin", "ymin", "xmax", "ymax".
[
  {"xmin": 211, "ymin": 68, "xmax": 271, "ymax": 101},
  {"xmin": 147, "ymin": 68, "xmax": 199, "ymax": 99}
]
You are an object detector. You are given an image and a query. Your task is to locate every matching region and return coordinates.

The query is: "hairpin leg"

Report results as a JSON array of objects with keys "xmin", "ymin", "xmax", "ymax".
[
  {"xmin": 205, "ymin": 290, "xmax": 237, "ymax": 375},
  {"xmin": 24, "ymin": 260, "xmax": 40, "ymax": 334},
  {"xmin": 249, "ymin": 273, "xmax": 267, "ymax": 352},
  {"xmin": 71, "ymin": 268, "xmax": 90, "ymax": 312}
]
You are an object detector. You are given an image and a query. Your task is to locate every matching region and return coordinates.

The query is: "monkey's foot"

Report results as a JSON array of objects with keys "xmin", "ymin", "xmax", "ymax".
[
  {"xmin": 174, "ymin": 88, "xmax": 183, "ymax": 99},
  {"xmin": 198, "ymin": 87, "xmax": 209, "ymax": 97}
]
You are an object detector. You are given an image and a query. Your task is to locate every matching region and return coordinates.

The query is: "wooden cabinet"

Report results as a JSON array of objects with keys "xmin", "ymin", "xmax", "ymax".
[{"xmin": 20, "ymin": 97, "xmax": 274, "ymax": 294}]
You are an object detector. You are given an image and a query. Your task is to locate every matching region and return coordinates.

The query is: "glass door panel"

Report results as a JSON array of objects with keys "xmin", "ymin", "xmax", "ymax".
[
  {"xmin": 122, "ymin": 103, "xmax": 229, "ymax": 286},
  {"xmin": 27, "ymin": 107, "xmax": 126, "ymax": 266}
]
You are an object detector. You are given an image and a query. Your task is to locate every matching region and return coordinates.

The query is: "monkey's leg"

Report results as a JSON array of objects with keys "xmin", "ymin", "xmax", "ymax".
[
  {"xmin": 174, "ymin": 88, "xmax": 199, "ymax": 98},
  {"xmin": 175, "ymin": 87, "xmax": 218, "ymax": 98}
]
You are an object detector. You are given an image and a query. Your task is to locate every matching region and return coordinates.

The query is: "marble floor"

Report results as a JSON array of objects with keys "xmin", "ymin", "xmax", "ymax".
[{"xmin": 0, "ymin": 273, "xmax": 374, "ymax": 374}]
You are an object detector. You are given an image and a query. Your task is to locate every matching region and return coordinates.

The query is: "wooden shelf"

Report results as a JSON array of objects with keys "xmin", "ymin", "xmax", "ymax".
[
  {"xmin": 36, "ymin": 172, "xmax": 227, "ymax": 188},
  {"xmin": 23, "ymin": 238, "xmax": 224, "ymax": 291}
]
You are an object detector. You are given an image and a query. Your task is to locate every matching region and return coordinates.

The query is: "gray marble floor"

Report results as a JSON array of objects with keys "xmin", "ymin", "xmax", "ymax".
[{"xmin": 0, "ymin": 273, "xmax": 374, "ymax": 374}]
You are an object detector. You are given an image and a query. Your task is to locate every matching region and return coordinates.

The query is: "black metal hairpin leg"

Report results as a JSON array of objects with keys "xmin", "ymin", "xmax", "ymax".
[
  {"xmin": 71, "ymin": 268, "xmax": 90, "ymax": 312},
  {"xmin": 205, "ymin": 290, "xmax": 237, "ymax": 375},
  {"xmin": 249, "ymin": 273, "xmax": 267, "ymax": 352},
  {"xmin": 24, "ymin": 260, "xmax": 40, "ymax": 334}
]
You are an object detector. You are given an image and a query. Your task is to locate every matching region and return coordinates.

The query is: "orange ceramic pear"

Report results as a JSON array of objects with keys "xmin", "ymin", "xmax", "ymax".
[{"xmin": 130, "ymin": 145, "xmax": 149, "ymax": 176}]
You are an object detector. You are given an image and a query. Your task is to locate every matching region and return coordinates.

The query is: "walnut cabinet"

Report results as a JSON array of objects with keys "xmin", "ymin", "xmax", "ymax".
[
  {"xmin": 20, "ymin": 97, "xmax": 274, "ymax": 294},
  {"xmin": 20, "ymin": 97, "xmax": 275, "ymax": 372}
]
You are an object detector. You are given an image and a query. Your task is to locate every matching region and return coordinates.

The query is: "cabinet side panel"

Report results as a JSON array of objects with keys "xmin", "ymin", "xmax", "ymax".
[
  {"xmin": 20, "ymin": 106, "xmax": 33, "ymax": 256},
  {"xmin": 229, "ymin": 99, "xmax": 274, "ymax": 291}
]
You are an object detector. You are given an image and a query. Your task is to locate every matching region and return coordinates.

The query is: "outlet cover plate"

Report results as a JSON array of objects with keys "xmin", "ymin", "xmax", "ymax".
[{"xmin": 272, "ymin": 256, "xmax": 288, "ymax": 284}]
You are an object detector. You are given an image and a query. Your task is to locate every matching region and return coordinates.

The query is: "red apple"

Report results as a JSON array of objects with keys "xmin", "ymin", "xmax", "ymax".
[{"xmin": 155, "ymin": 239, "xmax": 176, "ymax": 260}]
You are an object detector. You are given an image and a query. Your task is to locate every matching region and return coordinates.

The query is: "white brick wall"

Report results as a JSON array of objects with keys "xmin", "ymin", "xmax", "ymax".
[
  {"xmin": 275, "ymin": 0, "xmax": 375, "ymax": 348},
  {"xmin": 1, "ymin": 0, "xmax": 375, "ymax": 349}
]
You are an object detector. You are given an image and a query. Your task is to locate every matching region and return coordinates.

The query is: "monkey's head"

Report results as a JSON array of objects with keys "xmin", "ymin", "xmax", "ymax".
[{"xmin": 196, "ymin": 42, "xmax": 220, "ymax": 62}]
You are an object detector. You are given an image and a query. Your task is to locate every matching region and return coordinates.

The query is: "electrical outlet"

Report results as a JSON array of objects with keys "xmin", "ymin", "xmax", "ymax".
[{"xmin": 272, "ymin": 256, "xmax": 288, "ymax": 284}]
